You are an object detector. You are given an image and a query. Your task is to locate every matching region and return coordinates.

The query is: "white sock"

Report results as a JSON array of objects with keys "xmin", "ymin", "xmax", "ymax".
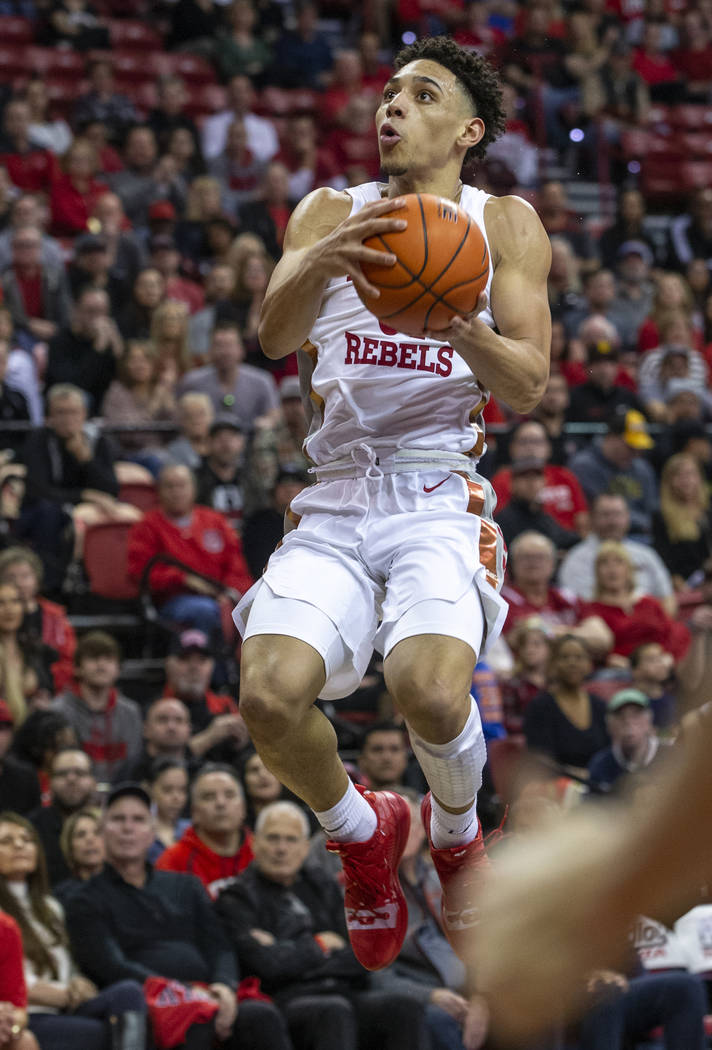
[
  {"xmin": 429, "ymin": 795, "xmax": 478, "ymax": 849},
  {"xmin": 315, "ymin": 779, "xmax": 377, "ymax": 844},
  {"xmin": 407, "ymin": 697, "xmax": 486, "ymax": 849}
]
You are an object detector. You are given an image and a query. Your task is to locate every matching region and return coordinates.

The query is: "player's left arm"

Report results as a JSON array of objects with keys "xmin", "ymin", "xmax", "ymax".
[{"xmin": 434, "ymin": 196, "xmax": 552, "ymax": 414}]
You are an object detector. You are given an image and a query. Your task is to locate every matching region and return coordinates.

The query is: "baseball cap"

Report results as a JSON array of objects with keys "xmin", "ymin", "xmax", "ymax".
[
  {"xmin": 148, "ymin": 200, "xmax": 177, "ymax": 222},
  {"xmin": 587, "ymin": 339, "xmax": 619, "ymax": 364},
  {"xmin": 607, "ymin": 688, "xmax": 650, "ymax": 713},
  {"xmin": 169, "ymin": 628, "xmax": 215, "ymax": 657},
  {"xmin": 75, "ymin": 232, "xmax": 108, "ymax": 254},
  {"xmin": 511, "ymin": 457, "xmax": 547, "ymax": 476},
  {"xmin": 106, "ymin": 782, "xmax": 152, "ymax": 809},
  {"xmin": 279, "ymin": 376, "xmax": 302, "ymax": 400},
  {"xmin": 275, "ymin": 464, "xmax": 310, "ymax": 486},
  {"xmin": 0, "ymin": 700, "xmax": 13, "ymax": 726},
  {"xmin": 607, "ymin": 408, "xmax": 654, "ymax": 450},
  {"xmin": 149, "ymin": 233, "xmax": 177, "ymax": 253},
  {"xmin": 617, "ymin": 240, "xmax": 653, "ymax": 267},
  {"xmin": 209, "ymin": 413, "xmax": 244, "ymax": 436}
]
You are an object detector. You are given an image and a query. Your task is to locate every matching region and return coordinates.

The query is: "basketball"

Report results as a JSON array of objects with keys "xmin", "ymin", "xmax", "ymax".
[{"xmin": 358, "ymin": 193, "xmax": 490, "ymax": 337}]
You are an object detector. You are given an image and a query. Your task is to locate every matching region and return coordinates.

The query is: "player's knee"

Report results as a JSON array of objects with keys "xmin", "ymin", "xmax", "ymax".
[
  {"xmin": 240, "ymin": 654, "xmax": 317, "ymax": 738},
  {"xmin": 389, "ymin": 668, "xmax": 466, "ymax": 740}
]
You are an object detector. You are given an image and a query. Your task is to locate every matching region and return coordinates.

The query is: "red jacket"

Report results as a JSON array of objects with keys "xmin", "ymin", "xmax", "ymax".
[
  {"xmin": 127, "ymin": 505, "xmax": 253, "ymax": 602},
  {"xmin": 0, "ymin": 913, "xmax": 27, "ymax": 1008},
  {"xmin": 492, "ymin": 464, "xmax": 588, "ymax": 532},
  {"xmin": 580, "ymin": 596, "xmax": 691, "ymax": 661},
  {"xmin": 40, "ymin": 597, "xmax": 76, "ymax": 693},
  {"xmin": 50, "ymin": 173, "xmax": 109, "ymax": 236},
  {"xmin": 155, "ymin": 824, "xmax": 254, "ymax": 899},
  {"xmin": 0, "ymin": 147, "xmax": 60, "ymax": 192}
]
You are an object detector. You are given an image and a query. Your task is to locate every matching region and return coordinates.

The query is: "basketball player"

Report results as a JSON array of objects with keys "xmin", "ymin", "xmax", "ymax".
[{"xmin": 235, "ymin": 35, "xmax": 552, "ymax": 987}]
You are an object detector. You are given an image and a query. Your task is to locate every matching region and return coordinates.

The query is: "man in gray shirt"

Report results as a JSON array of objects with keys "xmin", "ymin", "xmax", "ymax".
[
  {"xmin": 177, "ymin": 320, "xmax": 279, "ymax": 430},
  {"xmin": 558, "ymin": 491, "xmax": 675, "ymax": 615}
]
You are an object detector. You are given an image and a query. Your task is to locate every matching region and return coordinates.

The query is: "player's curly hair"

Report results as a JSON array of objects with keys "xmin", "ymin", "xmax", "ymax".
[{"xmin": 393, "ymin": 37, "xmax": 506, "ymax": 163}]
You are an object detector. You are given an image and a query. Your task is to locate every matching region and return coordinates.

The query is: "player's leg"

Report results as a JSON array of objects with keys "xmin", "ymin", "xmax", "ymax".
[
  {"xmin": 382, "ymin": 594, "xmax": 490, "ymax": 955},
  {"xmin": 238, "ymin": 590, "xmax": 411, "ymax": 971},
  {"xmin": 239, "ymin": 632, "xmax": 350, "ymax": 812}
]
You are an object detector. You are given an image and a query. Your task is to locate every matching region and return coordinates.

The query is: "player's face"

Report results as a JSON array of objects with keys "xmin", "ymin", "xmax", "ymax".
[{"xmin": 376, "ymin": 60, "xmax": 482, "ymax": 178}]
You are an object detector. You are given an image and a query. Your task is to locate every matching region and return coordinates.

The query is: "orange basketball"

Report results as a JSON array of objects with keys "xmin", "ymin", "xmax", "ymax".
[{"xmin": 358, "ymin": 193, "xmax": 489, "ymax": 337}]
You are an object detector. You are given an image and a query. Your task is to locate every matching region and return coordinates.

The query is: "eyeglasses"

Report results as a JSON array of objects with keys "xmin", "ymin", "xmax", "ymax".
[{"xmin": 52, "ymin": 768, "xmax": 92, "ymax": 778}]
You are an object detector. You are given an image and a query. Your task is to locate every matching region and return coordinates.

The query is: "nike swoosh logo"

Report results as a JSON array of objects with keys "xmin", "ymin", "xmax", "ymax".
[{"xmin": 423, "ymin": 478, "xmax": 450, "ymax": 493}]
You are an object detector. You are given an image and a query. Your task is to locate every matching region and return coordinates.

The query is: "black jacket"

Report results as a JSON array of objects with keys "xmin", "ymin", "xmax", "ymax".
[
  {"xmin": 0, "ymin": 757, "xmax": 41, "ymax": 815},
  {"xmin": 215, "ymin": 863, "xmax": 367, "ymax": 1001},
  {"xmin": 23, "ymin": 427, "xmax": 119, "ymax": 507},
  {"xmin": 46, "ymin": 329, "xmax": 116, "ymax": 414},
  {"xmin": 66, "ymin": 863, "xmax": 238, "ymax": 989},
  {"xmin": 29, "ymin": 803, "xmax": 71, "ymax": 886}
]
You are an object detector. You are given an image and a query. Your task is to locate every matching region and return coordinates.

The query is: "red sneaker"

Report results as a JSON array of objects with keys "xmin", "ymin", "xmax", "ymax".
[
  {"xmin": 326, "ymin": 785, "xmax": 410, "ymax": 971},
  {"xmin": 420, "ymin": 792, "xmax": 490, "ymax": 959}
]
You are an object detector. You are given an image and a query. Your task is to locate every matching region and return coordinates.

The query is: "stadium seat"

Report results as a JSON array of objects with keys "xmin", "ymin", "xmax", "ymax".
[
  {"xmin": 108, "ymin": 19, "xmax": 163, "ymax": 51},
  {"xmin": 83, "ymin": 521, "xmax": 139, "ymax": 602},
  {"xmin": 118, "ymin": 481, "xmax": 158, "ymax": 513},
  {"xmin": 0, "ymin": 45, "xmax": 29, "ymax": 79},
  {"xmin": 671, "ymin": 104, "xmax": 712, "ymax": 130},
  {"xmin": 257, "ymin": 87, "xmax": 292, "ymax": 117},
  {"xmin": 46, "ymin": 50, "xmax": 85, "ymax": 77},
  {"xmin": 0, "ymin": 16, "xmax": 33, "ymax": 43},
  {"xmin": 167, "ymin": 53, "xmax": 216, "ymax": 86},
  {"xmin": 112, "ymin": 51, "xmax": 158, "ymax": 87}
]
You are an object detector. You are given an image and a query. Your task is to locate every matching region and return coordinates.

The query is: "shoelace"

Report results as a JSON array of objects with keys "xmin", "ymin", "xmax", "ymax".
[{"xmin": 329, "ymin": 842, "xmax": 394, "ymax": 903}]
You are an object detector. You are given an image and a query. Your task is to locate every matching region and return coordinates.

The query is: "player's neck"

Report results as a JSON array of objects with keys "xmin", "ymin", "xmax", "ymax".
[{"xmin": 385, "ymin": 174, "xmax": 463, "ymax": 203}]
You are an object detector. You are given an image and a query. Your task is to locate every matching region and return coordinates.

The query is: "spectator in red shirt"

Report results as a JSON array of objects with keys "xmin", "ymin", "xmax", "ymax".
[
  {"xmin": 492, "ymin": 420, "xmax": 590, "ymax": 534},
  {"xmin": 320, "ymin": 50, "xmax": 369, "ymax": 129},
  {"xmin": 238, "ymin": 162, "xmax": 295, "ymax": 263},
  {"xmin": 0, "ymin": 912, "xmax": 37, "ymax": 1050},
  {"xmin": 156, "ymin": 764, "xmax": 254, "ymax": 899},
  {"xmin": 632, "ymin": 21, "xmax": 683, "ymax": 100},
  {"xmin": 1, "ymin": 226, "xmax": 71, "ymax": 346},
  {"xmin": 672, "ymin": 11, "xmax": 712, "ymax": 102},
  {"xmin": 49, "ymin": 140, "xmax": 108, "ymax": 238},
  {"xmin": 128, "ymin": 464, "xmax": 253, "ymax": 641},
  {"xmin": 0, "ymin": 547, "xmax": 76, "ymax": 694},
  {"xmin": 580, "ymin": 541, "xmax": 691, "ymax": 663},
  {"xmin": 274, "ymin": 115, "xmax": 341, "ymax": 204},
  {"xmin": 0, "ymin": 101, "xmax": 60, "ymax": 194},
  {"xmin": 324, "ymin": 96, "xmax": 382, "ymax": 183},
  {"xmin": 502, "ymin": 530, "xmax": 581, "ymax": 635}
]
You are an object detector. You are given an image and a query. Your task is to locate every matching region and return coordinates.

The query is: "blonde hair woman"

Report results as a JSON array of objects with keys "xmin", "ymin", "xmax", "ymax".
[
  {"xmin": 581, "ymin": 541, "xmax": 691, "ymax": 664},
  {"xmin": 638, "ymin": 272, "xmax": 699, "ymax": 353},
  {"xmin": 149, "ymin": 300, "xmax": 191, "ymax": 376},
  {"xmin": 653, "ymin": 454, "xmax": 712, "ymax": 587}
]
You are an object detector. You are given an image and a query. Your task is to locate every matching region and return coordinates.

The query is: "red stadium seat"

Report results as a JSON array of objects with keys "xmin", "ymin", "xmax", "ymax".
[
  {"xmin": 257, "ymin": 86, "xmax": 292, "ymax": 117},
  {"xmin": 46, "ymin": 50, "xmax": 85, "ymax": 77},
  {"xmin": 118, "ymin": 481, "xmax": 158, "ymax": 514},
  {"xmin": 672, "ymin": 104, "xmax": 712, "ymax": 130},
  {"xmin": 83, "ymin": 522, "xmax": 139, "ymax": 602},
  {"xmin": 108, "ymin": 19, "xmax": 163, "ymax": 51},
  {"xmin": 112, "ymin": 51, "xmax": 158, "ymax": 86},
  {"xmin": 167, "ymin": 53, "xmax": 216, "ymax": 85},
  {"xmin": 287, "ymin": 88, "xmax": 318, "ymax": 115},
  {"xmin": 0, "ymin": 45, "xmax": 29, "ymax": 78},
  {"xmin": 0, "ymin": 16, "xmax": 33, "ymax": 43},
  {"xmin": 21, "ymin": 46, "xmax": 54, "ymax": 76},
  {"xmin": 679, "ymin": 132, "xmax": 712, "ymax": 158}
]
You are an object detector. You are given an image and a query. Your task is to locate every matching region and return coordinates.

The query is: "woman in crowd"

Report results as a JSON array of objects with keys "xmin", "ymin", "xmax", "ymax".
[
  {"xmin": 580, "ymin": 542, "xmax": 691, "ymax": 664},
  {"xmin": 0, "ymin": 912, "xmax": 38, "ymax": 1050},
  {"xmin": 166, "ymin": 127, "xmax": 205, "ymax": 193},
  {"xmin": 24, "ymin": 80, "xmax": 72, "ymax": 157},
  {"xmin": 501, "ymin": 617, "xmax": 553, "ymax": 736},
  {"xmin": 231, "ymin": 247, "xmax": 272, "ymax": 352},
  {"xmin": 49, "ymin": 140, "xmax": 108, "ymax": 238},
  {"xmin": 0, "ymin": 812, "xmax": 146, "ymax": 1050},
  {"xmin": 523, "ymin": 633, "xmax": 609, "ymax": 779},
  {"xmin": 0, "ymin": 548, "xmax": 75, "ymax": 694},
  {"xmin": 118, "ymin": 269, "xmax": 166, "ymax": 341},
  {"xmin": 165, "ymin": 392, "xmax": 214, "ymax": 470},
  {"xmin": 149, "ymin": 300, "xmax": 191, "ymax": 377},
  {"xmin": 176, "ymin": 176, "xmax": 228, "ymax": 269},
  {"xmin": 637, "ymin": 272, "xmax": 699, "ymax": 353},
  {"xmin": 101, "ymin": 340, "xmax": 177, "ymax": 476},
  {"xmin": 147, "ymin": 758, "xmax": 190, "ymax": 863},
  {"xmin": 652, "ymin": 454, "xmax": 712, "ymax": 588},
  {"xmin": 0, "ymin": 582, "xmax": 56, "ymax": 726},
  {"xmin": 213, "ymin": 0, "xmax": 273, "ymax": 84},
  {"xmin": 55, "ymin": 809, "xmax": 104, "ymax": 903},
  {"xmin": 597, "ymin": 188, "xmax": 657, "ymax": 271},
  {"xmin": 239, "ymin": 749, "xmax": 284, "ymax": 830}
]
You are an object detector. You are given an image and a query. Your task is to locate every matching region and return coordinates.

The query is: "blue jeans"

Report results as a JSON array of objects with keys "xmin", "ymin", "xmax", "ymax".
[
  {"xmin": 578, "ymin": 972, "xmax": 707, "ymax": 1050},
  {"xmin": 160, "ymin": 593, "xmax": 222, "ymax": 639},
  {"xmin": 425, "ymin": 1003, "xmax": 465, "ymax": 1050},
  {"xmin": 29, "ymin": 979, "xmax": 145, "ymax": 1050}
]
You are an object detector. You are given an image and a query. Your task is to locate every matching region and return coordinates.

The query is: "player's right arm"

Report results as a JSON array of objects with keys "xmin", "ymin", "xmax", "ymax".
[{"xmin": 257, "ymin": 187, "xmax": 407, "ymax": 359}]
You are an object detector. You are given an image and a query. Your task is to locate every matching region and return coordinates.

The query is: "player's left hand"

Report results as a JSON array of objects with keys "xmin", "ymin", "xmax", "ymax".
[
  {"xmin": 422, "ymin": 291, "xmax": 488, "ymax": 344},
  {"xmin": 462, "ymin": 992, "xmax": 489, "ymax": 1050}
]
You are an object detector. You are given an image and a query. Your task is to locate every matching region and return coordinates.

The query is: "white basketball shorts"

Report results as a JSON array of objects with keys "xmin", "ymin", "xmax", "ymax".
[{"xmin": 234, "ymin": 467, "xmax": 508, "ymax": 701}]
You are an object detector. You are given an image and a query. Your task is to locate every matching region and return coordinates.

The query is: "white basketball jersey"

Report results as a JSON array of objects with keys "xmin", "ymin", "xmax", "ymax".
[{"xmin": 301, "ymin": 182, "xmax": 496, "ymax": 467}]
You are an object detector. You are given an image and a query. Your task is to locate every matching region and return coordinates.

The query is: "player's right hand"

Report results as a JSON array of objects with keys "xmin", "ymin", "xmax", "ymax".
[{"xmin": 311, "ymin": 196, "xmax": 407, "ymax": 300}]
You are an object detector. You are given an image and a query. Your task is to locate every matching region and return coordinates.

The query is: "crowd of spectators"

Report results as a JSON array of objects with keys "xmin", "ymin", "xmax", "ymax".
[{"xmin": 0, "ymin": 0, "xmax": 710, "ymax": 1046}]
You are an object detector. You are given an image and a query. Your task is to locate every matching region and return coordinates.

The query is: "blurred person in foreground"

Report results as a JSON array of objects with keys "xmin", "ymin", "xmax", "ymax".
[{"xmin": 0, "ymin": 910, "xmax": 38, "ymax": 1050}]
